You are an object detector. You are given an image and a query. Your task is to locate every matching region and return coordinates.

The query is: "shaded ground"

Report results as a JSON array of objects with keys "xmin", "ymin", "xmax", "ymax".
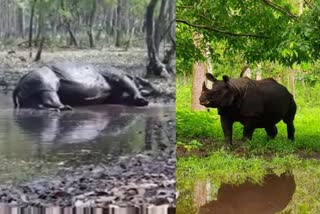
[{"xmin": 0, "ymin": 149, "xmax": 175, "ymax": 207}]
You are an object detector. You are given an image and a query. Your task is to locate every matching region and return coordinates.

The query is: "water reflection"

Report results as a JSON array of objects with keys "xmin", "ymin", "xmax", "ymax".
[
  {"xmin": 14, "ymin": 109, "xmax": 139, "ymax": 144},
  {"xmin": 0, "ymin": 93, "xmax": 175, "ymax": 162},
  {"xmin": 198, "ymin": 174, "xmax": 295, "ymax": 214}
]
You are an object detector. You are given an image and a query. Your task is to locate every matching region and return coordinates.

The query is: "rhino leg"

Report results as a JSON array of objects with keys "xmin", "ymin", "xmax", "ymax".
[
  {"xmin": 220, "ymin": 115, "xmax": 234, "ymax": 146},
  {"xmin": 242, "ymin": 125, "xmax": 255, "ymax": 141},
  {"xmin": 283, "ymin": 100, "xmax": 296, "ymax": 141},
  {"xmin": 41, "ymin": 91, "xmax": 72, "ymax": 111},
  {"xmin": 120, "ymin": 75, "xmax": 148, "ymax": 106},
  {"xmin": 286, "ymin": 122, "xmax": 295, "ymax": 141},
  {"xmin": 265, "ymin": 125, "xmax": 278, "ymax": 140}
]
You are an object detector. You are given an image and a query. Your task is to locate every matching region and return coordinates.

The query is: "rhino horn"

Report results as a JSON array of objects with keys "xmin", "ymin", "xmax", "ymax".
[{"xmin": 202, "ymin": 82, "xmax": 208, "ymax": 91}]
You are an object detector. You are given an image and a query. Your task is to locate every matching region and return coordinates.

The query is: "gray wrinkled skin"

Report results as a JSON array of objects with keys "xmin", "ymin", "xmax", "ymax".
[{"xmin": 13, "ymin": 62, "xmax": 149, "ymax": 110}]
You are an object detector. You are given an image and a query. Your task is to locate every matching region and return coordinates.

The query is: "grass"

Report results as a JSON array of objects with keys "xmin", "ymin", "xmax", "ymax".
[{"xmin": 176, "ymin": 78, "xmax": 320, "ymax": 214}]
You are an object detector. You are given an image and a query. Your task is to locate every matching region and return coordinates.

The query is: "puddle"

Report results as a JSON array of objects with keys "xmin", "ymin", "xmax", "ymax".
[
  {"xmin": 0, "ymin": 93, "xmax": 175, "ymax": 182},
  {"xmin": 178, "ymin": 174, "xmax": 295, "ymax": 214}
]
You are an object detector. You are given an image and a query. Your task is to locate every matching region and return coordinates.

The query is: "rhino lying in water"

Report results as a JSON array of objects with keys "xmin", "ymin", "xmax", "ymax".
[
  {"xmin": 199, "ymin": 73, "xmax": 297, "ymax": 146},
  {"xmin": 13, "ymin": 62, "xmax": 150, "ymax": 110}
]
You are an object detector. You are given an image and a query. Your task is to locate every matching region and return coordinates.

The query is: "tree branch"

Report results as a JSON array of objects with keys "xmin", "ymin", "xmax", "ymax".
[
  {"xmin": 303, "ymin": 0, "xmax": 313, "ymax": 9},
  {"xmin": 176, "ymin": 19, "xmax": 269, "ymax": 39},
  {"xmin": 261, "ymin": 0, "xmax": 298, "ymax": 20}
]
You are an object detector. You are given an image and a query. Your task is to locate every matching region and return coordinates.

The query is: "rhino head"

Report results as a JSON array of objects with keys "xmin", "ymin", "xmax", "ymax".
[{"xmin": 199, "ymin": 73, "xmax": 237, "ymax": 108}]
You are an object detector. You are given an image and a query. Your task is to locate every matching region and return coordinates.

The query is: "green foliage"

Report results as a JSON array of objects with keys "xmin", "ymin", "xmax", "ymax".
[
  {"xmin": 176, "ymin": 24, "xmax": 205, "ymax": 75},
  {"xmin": 177, "ymin": 0, "xmax": 320, "ymax": 75}
]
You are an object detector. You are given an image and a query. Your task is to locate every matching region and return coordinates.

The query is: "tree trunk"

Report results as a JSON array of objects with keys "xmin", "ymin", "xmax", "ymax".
[
  {"xmin": 191, "ymin": 62, "xmax": 206, "ymax": 111},
  {"xmin": 191, "ymin": 33, "xmax": 208, "ymax": 111},
  {"xmin": 256, "ymin": 63, "xmax": 262, "ymax": 80},
  {"xmin": 122, "ymin": 0, "xmax": 129, "ymax": 41},
  {"xmin": 301, "ymin": 78, "xmax": 307, "ymax": 101},
  {"xmin": 60, "ymin": 0, "xmax": 78, "ymax": 47},
  {"xmin": 240, "ymin": 66, "xmax": 251, "ymax": 78},
  {"xmin": 87, "ymin": 0, "xmax": 97, "ymax": 48},
  {"xmin": 289, "ymin": 69, "xmax": 296, "ymax": 99},
  {"xmin": 154, "ymin": 0, "xmax": 167, "ymax": 52},
  {"xmin": 145, "ymin": 0, "xmax": 169, "ymax": 78},
  {"xmin": 17, "ymin": 6, "xmax": 24, "ymax": 37},
  {"xmin": 28, "ymin": 0, "xmax": 38, "ymax": 49},
  {"xmin": 35, "ymin": 8, "xmax": 44, "ymax": 47},
  {"xmin": 34, "ymin": 37, "xmax": 45, "ymax": 62},
  {"xmin": 115, "ymin": 0, "xmax": 122, "ymax": 47},
  {"xmin": 168, "ymin": 0, "xmax": 175, "ymax": 42}
]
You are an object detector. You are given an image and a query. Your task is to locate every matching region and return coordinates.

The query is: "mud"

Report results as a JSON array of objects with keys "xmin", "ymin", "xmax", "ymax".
[{"xmin": 0, "ymin": 149, "xmax": 176, "ymax": 207}]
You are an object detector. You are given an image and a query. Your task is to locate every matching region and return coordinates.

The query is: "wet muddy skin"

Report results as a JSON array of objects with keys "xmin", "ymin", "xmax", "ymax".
[
  {"xmin": 0, "ymin": 93, "xmax": 176, "ymax": 207},
  {"xmin": 198, "ymin": 174, "xmax": 295, "ymax": 214}
]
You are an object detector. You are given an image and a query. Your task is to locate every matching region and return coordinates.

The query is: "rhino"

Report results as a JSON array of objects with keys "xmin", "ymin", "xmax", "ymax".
[
  {"xmin": 199, "ymin": 73, "xmax": 297, "ymax": 146},
  {"xmin": 12, "ymin": 62, "xmax": 150, "ymax": 110}
]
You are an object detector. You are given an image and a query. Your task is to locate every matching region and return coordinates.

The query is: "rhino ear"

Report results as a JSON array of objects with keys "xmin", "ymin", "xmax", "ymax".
[
  {"xmin": 223, "ymin": 75, "xmax": 230, "ymax": 82},
  {"xmin": 202, "ymin": 82, "xmax": 208, "ymax": 91},
  {"xmin": 206, "ymin": 73, "xmax": 217, "ymax": 82}
]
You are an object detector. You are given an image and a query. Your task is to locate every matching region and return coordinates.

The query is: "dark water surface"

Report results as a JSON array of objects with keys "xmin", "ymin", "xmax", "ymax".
[
  {"xmin": 179, "ymin": 173, "xmax": 295, "ymax": 214},
  {"xmin": 0, "ymin": 93, "xmax": 175, "ymax": 182}
]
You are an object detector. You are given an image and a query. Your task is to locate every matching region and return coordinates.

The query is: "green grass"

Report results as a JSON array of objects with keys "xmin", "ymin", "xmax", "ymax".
[{"xmin": 176, "ymin": 78, "xmax": 320, "ymax": 214}]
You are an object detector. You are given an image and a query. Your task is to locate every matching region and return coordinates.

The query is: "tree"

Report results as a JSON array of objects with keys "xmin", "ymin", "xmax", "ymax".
[
  {"xmin": 0, "ymin": 0, "xmax": 151, "ymax": 51},
  {"xmin": 28, "ymin": 0, "xmax": 37, "ymax": 49},
  {"xmin": 145, "ymin": 0, "xmax": 175, "ymax": 78},
  {"xmin": 176, "ymin": 0, "xmax": 320, "ymax": 70}
]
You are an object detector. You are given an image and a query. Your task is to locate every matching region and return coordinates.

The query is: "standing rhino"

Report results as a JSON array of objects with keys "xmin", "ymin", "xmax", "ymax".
[
  {"xmin": 199, "ymin": 73, "xmax": 296, "ymax": 146},
  {"xmin": 13, "ymin": 62, "xmax": 149, "ymax": 110}
]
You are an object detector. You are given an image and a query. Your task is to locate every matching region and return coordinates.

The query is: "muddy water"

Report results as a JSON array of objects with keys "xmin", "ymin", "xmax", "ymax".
[
  {"xmin": 0, "ymin": 93, "xmax": 175, "ymax": 182},
  {"xmin": 178, "ymin": 174, "xmax": 295, "ymax": 214}
]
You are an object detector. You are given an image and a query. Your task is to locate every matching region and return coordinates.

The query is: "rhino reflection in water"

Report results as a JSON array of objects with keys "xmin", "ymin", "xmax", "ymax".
[
  {"xmin": 198, "ymin": 174, "xmax": 295, "ymax": 214},
  {"xmin": 13, "ymin": 109, "xmax": 140, "ymax": 144}
]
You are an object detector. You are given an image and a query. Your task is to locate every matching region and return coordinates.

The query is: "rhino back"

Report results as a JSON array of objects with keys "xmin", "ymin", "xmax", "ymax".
[
  {"xmin": 256, "ymin": 79, "xmax": 295, "ymax": 122},
  {"xmin": 49, "ymin": 62, "xmax": 110, "ymax": 92}
]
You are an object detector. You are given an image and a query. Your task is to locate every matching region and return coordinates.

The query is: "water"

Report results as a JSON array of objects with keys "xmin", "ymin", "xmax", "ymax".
[
  {"xmin": 0, "ymin": 93, "xmax": 175, "ymax": 182},
  {"xmin": 178, "ymin": 173, "xmax": 295, "ymax": 214}
]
